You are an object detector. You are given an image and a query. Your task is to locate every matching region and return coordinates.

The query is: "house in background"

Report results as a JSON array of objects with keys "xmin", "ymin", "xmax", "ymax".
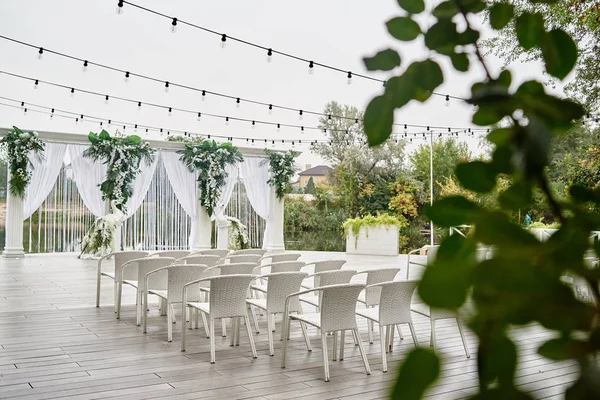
[{"xmin": 297, "ymin": 164, "xmax": 333, "ymax": 187}]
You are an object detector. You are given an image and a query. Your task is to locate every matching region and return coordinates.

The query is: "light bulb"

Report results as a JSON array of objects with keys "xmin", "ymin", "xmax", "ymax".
[
  {"xmin": 168, "ymin": 107, "xmax": 172, "ymax": 116},
  {"xmin": 70, "ymin": 88, "xmax": 75, "ymax": 97},
  {"xmin": 301, "ymin": 127, "xmax": 304, "ymax": 134},
  {"xmin": 225, "ymin": 117, "xmax": 229, "ymax": 125},
  {"xmin": 299, "ymin": 110, "xmax": 303, "ymax": 120},
  {"xmin": 267, "ymin": 48, "xmax": 272, "ymax": 63},
  {"xmin": 105, "ymin": 95, "xmax": 109, "ymax": 105},
  {"xmin": 164, "ymin": 82, "xmax": 170, "ymax": 93},
  {"xmin": 124, "ymin": 72, "xmax": 130, "ymax": 83},
  {"xmin": 134, "ymin": 125, "xmax": 138, "ymax": 132},
  {"xmin": 75, "ymin": 118, "xmax": 79, "ymax": 125},
  {"xmin": 23, "ymin": 108, "xmax": 27, "ymax": 116},
  {"xmin": 137, "ymin": 102, "xmax": 141, "ymax": 110},
  {"xmin": 445, "ymin": 95, "xmax": 450, "ymax": 107},
  {"xmin": 50, "ymin": 110, "xmax": 54, "ymax": 119},
  {"xmin": 236, "ymin": 98, "xmax": 240, "ymax": 108},
  {"xmin": 37, "ymin": 48, "xmax": 43, "ymax": 60},
  {"xmin": 252, "ymin": 121, "xmax": 255, "ymax": 129},
  {"xmin": 268, "ymin": 104, "xmax": 273, "ymax": 115},
  {"xmin": 271, "ymin": 140, "xmax": 275, "ymax": 148},
  {"xmin": 292, "ymin": 142, "xmax": 295, "ymax": 148},
  {"xmin": 82, "ymin": 60, "xmax": 88, "ymax": 72},
  {"xmin": 108, "ymin": 120, "xmax": 112, "ymax": 127},
  {"xmin": 308, "ymin": 61, "xmax": 314, "ymax": 74},
  {"xmin": 116, "ymin": 0, "xmax": 123, "ymax": 14},
  {"xmin": 171, "ymin": 18, "xmax": 177, "ymax": 33},
  {"xmin": 202, "ymin": 90, "xmax": 206, "ymax": 101},
  {"xmin": 347, "ymin": 71, "xmax": 353, "ymax": 85},
  {"xmin": 220, "ymin": 34, "xmax": 227, "ymax": 48},
  {"xmin": 277, "ymin": 124, "xmax": 280, "ymax": 132},
  {"xmin": 197, "ymin": 112, "xmax": 201, "ymax": 121},
  {"xmin": 34, "ymin": 80, "xmax": 39, "ymax": 89}
]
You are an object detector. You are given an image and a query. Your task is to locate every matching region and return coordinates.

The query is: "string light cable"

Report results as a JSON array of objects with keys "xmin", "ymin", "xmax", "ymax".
[
  {"xmin": 0, "ymin": 34, "xmax": 469, "ymax": 129},
  {"xmin": 0, "ymin": 97, "xmax": 485, "ymax": 146},
  {"xmin": 0, "ymin": 69, "xmax": 488, "ymax": 134}
]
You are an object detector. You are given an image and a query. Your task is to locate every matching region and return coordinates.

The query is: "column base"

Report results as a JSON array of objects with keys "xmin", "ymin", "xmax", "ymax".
[
  {"xmin": 191, "ymin": 244, "xmax": 212, "ymax": 252},
  {"xmin": 265, "ymin": 244, "xmax": 285, "ymax": 252},
  {"xmin": 3, "ymin": 246, "xmax": 25, "ymax": 258}
]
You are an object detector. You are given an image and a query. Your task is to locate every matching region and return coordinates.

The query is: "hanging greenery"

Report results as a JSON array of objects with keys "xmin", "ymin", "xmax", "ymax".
[
  {"xmin": 225, "ymin": 216, "xmax": 250, "ymax": 250},
  {"xmin": 178, "ymin": 140, "xmax": 243, "ymax": 217},
  {"xmin": 0, "ymin": 126, "xmax": 45, "ymax": 198},
  {"xmin": 83, "ymin": 130, "xmax": 155, "ymax": 210},
  {"xmin": 264, "ymin": 149, "xmax": 299, "ymax": 200}
]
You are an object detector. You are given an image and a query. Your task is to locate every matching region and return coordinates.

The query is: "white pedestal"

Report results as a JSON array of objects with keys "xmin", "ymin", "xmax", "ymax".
[
  {"xmin": 346, "ymin": 226, "xmax": 399, "ymax": 256},
  {"xmin": 114, "ymin": 225, "xmax": 122, "ymax": 252},
  {"xmin": 265, "ymin": 186, "xmax": 285, "ymax": 252},
  {"xmin": 190, "ymin": 205, "xmax": 212, "ymax": 252},
  {"xmin": 216, "ymin": 218, "xmax": 229, "ymax": 250},
  {"xmin": 3, "ymin": 188, "xmax": 25, "ymax": 258}
]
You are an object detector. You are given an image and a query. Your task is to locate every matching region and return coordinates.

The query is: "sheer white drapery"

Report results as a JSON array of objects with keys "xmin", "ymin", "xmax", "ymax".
[
  {"xmin": 240, "ymin": 157, "xmax": 270, "ymax": 247},
  {"xmin": 23, "ymin": 142, "xmax": 68, "ymax": 220},
  {"xmin": 161, "ymin": 151, "xmax": 197, "ymax": 218},
  {"xmin": 124, "ymin": 156, "xmax": 159, "ymax": 218},
  {"xmin": 68, "ymin": 144, "xmax": 107, "ymax": 218},
  {"xmin": 211, "ymin": 163, "xmax": 240, "ymax": 220}
]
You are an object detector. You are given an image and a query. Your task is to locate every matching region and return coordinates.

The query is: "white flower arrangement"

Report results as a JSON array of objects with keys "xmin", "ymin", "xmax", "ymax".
[
  {"xmin": 0, "ymin": 126, "xmax": 45, "ymax": 197},
  {"xmin": 225, "ymin": 216, "xmax": 250, "ymax": 250}
]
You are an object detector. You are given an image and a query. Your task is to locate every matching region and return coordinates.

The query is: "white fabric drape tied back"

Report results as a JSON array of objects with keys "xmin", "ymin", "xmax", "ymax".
[
  {"xmin": 124, "ymin": 155, "xmax": 159, "ymax": 218},
  {"xmin": 68, "ymin": 144, "xmax": 107, "ymax": 218},
  {"xmin": 211, "ymin": 163, "xmax": 240, "ymax": 221},
  {"xmin": 240, "ymin": 157, "xmax": 271, "ymax": 248}
]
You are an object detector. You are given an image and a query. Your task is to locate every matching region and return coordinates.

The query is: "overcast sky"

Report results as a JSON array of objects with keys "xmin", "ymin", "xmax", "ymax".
[{"xmin": 0, "ymin": 0, "xmax": 555, "ymax": 170}]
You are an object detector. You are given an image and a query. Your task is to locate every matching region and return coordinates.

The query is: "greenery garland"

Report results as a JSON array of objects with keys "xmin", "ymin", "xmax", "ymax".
[
  {"xmin": 178, "ymin": 140, "xmax": 243, "ymax": 217},
  {"xmin": 83, "ymin": 130, "xmax": 155, "ymax": 210},
  {"xmin": 264, "ymin": 149, "xmax": 299, "ymax": 200},
  {"xmin": 343, "ymin": 213, "xmax": 408, "ymax": 249},
  {"xmin": 0, "ymin": 126, "xmax": 45, "ymax": 197}
]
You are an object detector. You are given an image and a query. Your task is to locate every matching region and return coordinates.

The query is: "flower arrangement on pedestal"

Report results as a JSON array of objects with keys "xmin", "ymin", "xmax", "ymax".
[
  {"xmin": 83, "ymin": 130, "xmax": 155, "ymax": 211},
  {"xmin": 225, "ymin": 216, "xmax": 250, "ymax": 250},
  {"xmin": 264, "ymin": 149, "xmax": 299, "ymax": 199},
  {"xmin": 79, "ymin": 200, "xmax": 126, "ymax": 258},
  {"xmin": 0, "ymin": 126, "xmax": 45, "ymax": 197},
  {"xmin": 178, "ymin": 140, "xmax": 243, "ymax": 216}
]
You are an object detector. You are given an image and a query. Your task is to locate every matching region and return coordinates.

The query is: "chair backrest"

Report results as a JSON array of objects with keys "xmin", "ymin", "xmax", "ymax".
[
  {"xmin": 194, "ymin": 249, "xmax": 231, "ymax": 258},
  {"xmin": 167, "ymin": 264, "xmax": 212, "ymax": 303},
  {"xmin": 219, "ymin": 254, "xmax": 262, "ymax": 265},
  {"xmin": 315, "ymin": 269, "xmax": 356, "ymax": 287},
  {"xmin": 264, "ymin": 261, "xmax": 305, "ymax": 273},
  {"xmin": 216, "ymin": 262, "xmax": 258, "ymax": 276},
  {"xmin": 263, "ymin": 253, "xmax": 302, "ymax": 263},
  {"xmin": 426, "ymin": 245, "xmax": 439, "ymax": 265},
  {"xmin": 313, "ymin": 259, "xmax": 346, "ymax": 273},
  {"xmin": 208, "ymin": 275, "xmax": 255, "ymax": 318},
  {"xmin": 264, "ymin": 272, "xmax": 307, "ymax": 314},
  {"xmin": 180, "ymin": 255, "xmax": 221, "ymax": 267},
  {"xmin": 319, "ymin": 284, "xmax": 365, "ymax": 332},
  {"xmin": 376, "ymin": 280, "xmax": 419, "ymax": 326},
  {"xmin": 230, "ymin": 249, "xmax": 267, "ymax": 256},
  {"xmin": 114, "ymin": 251, "xmax": 150, "ymax": 281},
  {"xmin": 363, "ymin": 268, "xmax": 401, "ymax": 307},
  {"xmin": 148, "ymin": 250, "xmax": 191, "ymax": 259},
  {"xmin": 137, "ymin": 257, "xmax": 175, "ymax": 292}
]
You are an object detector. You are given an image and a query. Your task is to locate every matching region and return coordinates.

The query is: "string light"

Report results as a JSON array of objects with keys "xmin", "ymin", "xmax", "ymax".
[
  {"xmin": 355, "ymin": 118, "xmax": 358, "ymax": 124},
  {"xmin": 308, "ymin": 61, "xmax": 314, "ymax": 74},
  {"xmin": 138, "ymin": 101, "xmax": 142, "ymax": 110},
  {"xmin": 105, "ymin": 95, "xmax": 109, "ymax": 105},
  {"xmin": 252, "ymin": 120, "xmax": 255, "ymax": 129},
  {"xmin": 225, "ymin": 116, "xmax": 229, "ymax": 125},
  {"xmin": 70, "ymin": 88, "xmax": 75, "ymax": 97},
  {"xmin": 347, "ymin": 71, "xmax": 353, "ymax": 85},
  {"xmin": 268, "ymin": 104, "xmax": 273, "ymax": 114},
  {"xmin": 108, "ymin": 119, "xmax": 112, "ymax": 127},
  {"xmin": 267, "ymin": 48, "xmax": 272, "ymax": 63},
  {"xmin": 171, "ymin": 18, "xmax": 177, "ymax": 33},
  {"xmin": 328, "ymin": 114, "xmax": 332, "ymax": 120},
  {"xmin": 134, "ymin": 124, "xmax": 138, "ymax": 132},
  {"xmin": 168, "ymin": 107, "xmax": 172, "ymax": 116},
  {"xmin": 116, "ymin": 0, "xmax": 124, "ymax": 14},
  {"xmin": 301, "ymin": 126, "xmax": 304, "ymax": 133},
  {"xmin": 277, "ymin": 123, "xmax": 280, "ymax": 132},
  {"xmin": 220, "ymin": 34, "xmax": 227, "ymax": 48},
  {"xmin": 37, "ymin": 47, "xmax": 43, "ymax": 60},
  {"xmin": 236, "ymin": 98, "xmax": 241, "ymax": 108},
  {"xmin": 201, "ymin": 90, "xmax": 206, "ymax": 101},
  {"xmin": 164, "ymin": 81, "xmax": 170, "ymax": 93},
  {"xmin": 50, "ymin": 108, "xmax": 54, "ymax": 119},
  {"xmin": 124, "ymin": 71, "xmax": 130, "ymax": 83},
  {"xmin": 299, "ymin": 110, "xmax": 303, "ymax": 120},
  {"xmin": 445, "ymin": 95, "xmax": 450, "ymax": 107},
  {"xmin": 197, "ymin": 112, "xmax": 201, "ymax": 121},
  {"xmin": 34, "ymin": 79, "xmax": 39, "ymax": 89}
]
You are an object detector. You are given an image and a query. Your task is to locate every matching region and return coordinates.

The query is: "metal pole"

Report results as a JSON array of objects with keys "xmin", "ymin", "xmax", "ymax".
[{"xmin": 429, "ymin": 131, "xmax": 434, "ymax": 246}]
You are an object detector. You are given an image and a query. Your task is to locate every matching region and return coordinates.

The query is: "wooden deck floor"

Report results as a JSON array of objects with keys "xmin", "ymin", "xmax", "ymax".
[{"xmin": 0, "ymin": 252, "xmax": 577, "ymax": 399}]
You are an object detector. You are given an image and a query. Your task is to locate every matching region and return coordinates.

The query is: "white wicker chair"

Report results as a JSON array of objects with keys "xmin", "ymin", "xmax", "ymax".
[
  {"xmin": 301, "ymin": 260, "xmax": 347, "ymax": 289},
  {"xmin": 177, "ymin": 254, "xmax": 221, "ymax": 267},
  {"xmin": 143, "ymin": 264, "xmax": 212, "ymax": 342},
  {"xmin": 356, "ymin": 280, "xmax": 419, "ymax": 372},
  {"xmin": 96, "ymin": 250, "xmax": 149, "ymax": 310},
  {"xmin": 182, "ymin": 274, "xmax": 258, "ymax": 363},
  {"xmin": 411, "ymin": 303, "xmax": 470, "ymax": 358},
  {"xmin": 230, "ymin": 249, "xmax": 267, "ymax": 256},
  {"xmin": 405, "ymin": 245, "xmax": 438, "ymax": 279},
  {"xmin": 252, "ymin": 261, "xmax": 306, "ymax": 294},
  {"xmin": 247, "ymin": 272, "xmax": 309, "ymax": 355},
  {"xmin": 300, "ymin": 270, "xmax": 356, "ymax": 308},
  {"xmin": 218, "ymin": 254, "xmax": 262, "ymax": 265},
  {"xmin": 282, "ymin": 283, "xmax": 371, "ymax": 382},
  {"xmin": 147, "ymin": 250, "xmax": 191, "ymax": 259},
  {"xmin": 192, "ymin": 249, "xmax": 230, "ymax": 258},
  {"xmin": 259, "ymin": 253, "xmax": 302, "ymax": 264},
  {"xmin": 116, "ymin": 257, "xmax": 175, "ymax": 325},
  {"xmin": 355, "ymin": 268, "xmax": 401, "ymax": 343}
]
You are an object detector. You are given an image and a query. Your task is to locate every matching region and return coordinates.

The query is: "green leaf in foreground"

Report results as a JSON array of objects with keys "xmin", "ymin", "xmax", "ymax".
[
  {"xmin": 541, "ymin": 29, "xmax": 578, "ymax": 80},
  {"xmin": 397, "ymin": 0, "xmax": 425, "ymax": 14},
  {"xmin": 363, "ymin": 49, "xmax": 401, "ymax": 71},
  {"xmin": 451, "ymin": 53, "xmax": 469, "ymax": 72},
  {"xmin": 456, "ymin": 161, "xmax": 497, "ymax": 193},
  {"xmin": 489, "ymin": 3, "xmax": 514, "ymax": 30},
  {"xmin": 363, "ymin": 95, "xmax": 394, "ymax": 146},
  {"xmin": 425, "ymin": 196, "xmax": 482, "ymax": 227},
  {"xmin": 387, "ymin": 17, "xmax": 421, "ymax": 41},
  {"xmin": 515, "ymin": 12, "xmax": 544, "ymax": 50},
  {"xmin": 391, "ymin": 349, "xmax": 439, "ymax": 399}
]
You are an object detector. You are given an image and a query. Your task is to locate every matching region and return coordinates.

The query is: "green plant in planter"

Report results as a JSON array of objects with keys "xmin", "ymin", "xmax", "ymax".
[{"xmin": 343, "ymin": 213, "xmax": 407, "ymax": 247}]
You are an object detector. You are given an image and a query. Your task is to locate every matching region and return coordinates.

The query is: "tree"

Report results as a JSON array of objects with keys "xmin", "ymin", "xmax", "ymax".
[
  {"xmin": 409, "ymin": 138, "xmax": 471, "ymax": 199},
  {"xmin": 304, "ymin": 177, "xmax": 316, "ymax": 194},
  {"xmin": 481, "ymin": 0, "xmax": 600, "ymax": 110}
]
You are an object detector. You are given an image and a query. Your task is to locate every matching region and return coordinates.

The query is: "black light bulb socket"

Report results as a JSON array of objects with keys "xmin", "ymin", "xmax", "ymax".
[
  {"xmin": 236, "ymin": 98, "xmax": 240, "ymax": 104},
  {"xmin": 328, "ymin": 114, "xmax": 331, "ymax": 120},
  {"xmin": 83, "ymin": 60, "xmax": 88, "ymax": 67},
  {"xmin": 347, "ymin": 71, "xmax": 352, "ymax": 79},
  {"xmin": 445, "ymin": 95, "xmax": 450, "ymax": 101},
  {"xmin": 202, "ymin": 90, "xmax": 206, "ymax": 97},
  {"xmin": 269, "ymin": 104, "xmax": 273, "ymax": 110},
  {"xmin": 105, "ymin": 95, "xmax": 109, "ymax": 101},
  {"xmin": 299, "ymin": 110, "xmax": 303, "ymax": 116},
  {"xmin": 198, "ymin": 112, "xmax": 201, "ymax": 118},
  {"xmin": 125, "ymin": 71, "xmax": 130, "ymax": 78},
  {"xmin": 225, "ymin": 117, "xmax": 229, "ymax": 122},
  {"xmin": 34, "ymin": 79, "xmax": 39, "ymax": 85},
  {"xmin": 71, "ymin": 88, "xmax": 75, "ymax": 94},
  {"xmin": 138, "ymin": 102, "xmax": 142, "ymax": 107},
  {"xmin": 252, "ymin": 121, "xmax": 255, "ymax": 125},
  {"xmin": 118, "ymin": 0, "xmax": 124, "ymax": 8},
  {"xmin": 172, "ymin": 18, "xmax": 177, "ymax": 27},
  {"xmin": 165, "ymin": 81, "xmax": 169, "ymax": 88},
  {"xmin": 309, "ymin": 61, "xmax": 314, "ymax": 69},
  {"xmin": 38, "ymin": 47, "xmax": 43, "ymax": 55},
  {"xmin": 221, "ymin": 34, "xmax": 227, "ymax": 42},
  {"xmin": 168, "ymin": 107, "xmax": 172, "ymax": 112},
  {"xmin": 267, "ymin": 48, "xmax": 272, "ymax": 56}
]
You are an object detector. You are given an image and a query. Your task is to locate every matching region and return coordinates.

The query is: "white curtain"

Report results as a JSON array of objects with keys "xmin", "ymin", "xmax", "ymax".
[
  {"xmin": 240, "ymin": 157, "xmax": 271, "ymax": 247},
  {"xmin": 211, "ymin": 163, "xmax": 240, "ymax": 220},
  {"xmin": 69, "ymin": 144, "xmax": 107, "ymax": 218},
  {"xmin": 124, "ymin": 156, "xmax": 158, "ymax": 218},
  {"xmin": 23, "ymin": 142, "xmax": 68, "ymax": 220},
  {"xmin": 161, "ymin": 150, "xmax": 197, "ymax": 218}
]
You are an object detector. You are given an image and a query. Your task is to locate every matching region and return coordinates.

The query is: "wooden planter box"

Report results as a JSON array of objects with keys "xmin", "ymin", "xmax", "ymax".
[{"xmin": 346, "ymin": 226, "xmax": 399, "ymax": 256}]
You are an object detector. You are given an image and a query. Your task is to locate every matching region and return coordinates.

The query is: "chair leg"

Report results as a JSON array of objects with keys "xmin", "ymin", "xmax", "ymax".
[
  {"xmin": 96, "ymin": 272, "xmax": 101, "ymax": 308},
  {"xmin": 408, "ymin": 322, "xmax": 419, "ymax": 348},
  {"xmin": 250, "ymin": 305, "xmax": 260, "ymax": 334},
  {"xmin": 136, "ymin": 291, "xmax": 143, "ymax": 326},
  {"xmin": 271, "ymin": 314, "xmax": 276, "ymax": 332},
  {"xmin": 456, "ymin": 317, "xmax": 471, "ymax": 358},
  {"xmin": 353, "ymin": 328, "xmax": 359, "ymax": 346},
  {"xmin": 202, "ymin": 312, "xmax": 210, "ymax": 338},
  {"xmin": 321, "ymin": 332, "xmax": 330, "ymax": 382},
  {"xmin": 397, "ymin": 324, "xmax": 404, "ymax": 340},
  {"xmin": 236, "ymin": 317, "xmax": 241, "ymax": 346},
  {"xmin": 388, "ymin": 323, "xmax": 395, "ymax": 353},
  {"xmin": 430, "ymin": 319, "xmax": 437, "ymax": 351},
  {"xmin": 300, "ymin": 321, "xmax": 312, "ymax": 352},
  {"xmin": 385, "ymin": 325, "xmax": 390, "ymax": 353},
  {"xmin": 367, "ymin": 319, "xmax": 373, "ymax": 344},
  {"xmin": 267, "ymin": 313, "xmax": 275, "ymax": 356},
  {"xmin": 210, "ymin": 319, "xmax": 216, "ymax": 364},
  {"xmin": 244, "ymin": 315, "xmax": 258, "ymax": 359},
  {"xmin": 354, "ymin": 329, "xmax": 371, "ymax": 376},
  {"xmin": 340, "ymin": 330, "xmax": 346, "ymax": 360},
  {"xmin": 230, "ymin": 319, "xmax": 236, "ymax": 347},
  {"xmin": 181, "ymin": 303, "xmax": 187, "ymax": 352},
  {"xmin": 281, "ymin": 316, "xmax": 289, "ymax": 368},
  {"xmin": 222, "ymin": 318, "xmax": 227, "ymax": 337},
  {"xmin": 113, "ymin": 281, "xmax": 118, "ymax": 313},
  {"xmin": 332, "ymin": 331, "xmax": 338, "ymax": 361},
  {"xmin": 380, "ymin": 324, "xmax": 388, "ymax": 373},
  {"xmin": 116, "ymin": 281, "xmax": 123, "ymax": 319},
  {"xmin": 143, "ymin": 290, "xmax": 148, "ymax": 334},
  {"xmin": 167, "ymin": 303, "xmax": 173, "ymax": 342}
]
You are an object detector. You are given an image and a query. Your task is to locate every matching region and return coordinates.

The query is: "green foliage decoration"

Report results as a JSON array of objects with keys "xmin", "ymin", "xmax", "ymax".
[
  {"xmin": 342, "ymin": 213, "xmax": 407, "ymax": 242},
  {"xmin": 178, "ymin": 140, "xmax": 243, "ymax": 217},
  {"xmin": 363, "ymin": 0, "xmax": 599, "ymax": 398},
  {"xmin": 0, "ymin": 126, "xmax": 45, "ymax": 198},
  {"xmin": 264, "ymin": 149, "xmax": 299, "ymax": 200},
  {"xmin": 83, "ymin": 130, "xmax": 155, "ymax": 210}
]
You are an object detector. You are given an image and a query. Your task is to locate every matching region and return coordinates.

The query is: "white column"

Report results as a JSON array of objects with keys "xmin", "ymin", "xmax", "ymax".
[
  {"xmin": 3, "ymin": 177, "xmax": 25, "ymax": 258},
  {"xmin": 191, "ymin": 202, "xmax": 212, "ymax": 252},
  {"xmin": 265, "ymin": 186, "xmax": 285, "ymax": 252},
  {"xmin": 216, "ymin": 218, "xmax": 229, "ymax": 250}
]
